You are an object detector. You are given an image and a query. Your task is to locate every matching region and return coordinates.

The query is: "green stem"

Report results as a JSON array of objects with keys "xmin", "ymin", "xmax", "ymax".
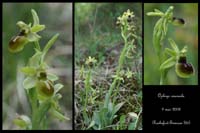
[
  {"xmin": 104, "ymin": 28, "xmax": 129, "ymax": 108},
  {"xmin": 34, "ymin": 41, "xmax": 41, "ymax": 51},
  {"xmin": 135, "ymin": 109, "xmax": 142, "ymax": 130},
  {"xmin": 112, "ymin": 81, "xmax": 121, "ymax": 103},
  {"xmin": 84, "ymin": 69, "xmax": 91, "ymax": 113},
  {"xmin": 28, "ymin": 88, "xmax": 39, "ymax": 129},
  {"xmin": 160, "ymin": 70, "xmax": 164, "ymax": 85}
]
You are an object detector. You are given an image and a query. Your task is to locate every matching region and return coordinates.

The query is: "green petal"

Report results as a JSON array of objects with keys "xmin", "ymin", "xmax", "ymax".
[
  {"xmin": 27, "ymin": 32, "xmax": 41, "ymax": 42},
  {"xmin": 21, "ymin": 67, "xmax": 36, "ymax": 76},
  {"xmin": 31, "ymin": 9, "xmax": 40, "ymax": 26},
  {"xmin": 23, "ymin": 77, "xmax": 36, "ymax": 89},
  {"xmin": 17, "ymin": 21, "xmax": 29, "ymax": 29},
  {"xmin": 31, "ymin": 25, "xmax": 45, "ymax": 32},
  {"xmin": 113, "ymin": 102, "xmax": 124, "ymax": 115},
  {"xmin": 47, "ymin": 73, "xmax": 59, "ymax": 81},
  {"xmin": 54, "ymin": 83, "xmax": 64, "ymax": 94}
]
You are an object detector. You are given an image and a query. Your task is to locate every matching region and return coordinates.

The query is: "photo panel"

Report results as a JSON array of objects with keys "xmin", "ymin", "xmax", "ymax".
[
  {"xmin": 2, "ymin": 3, "xmax": 72, "ymax": 130},
  {"xmin": 143, "ymin": 2, "xmax": 199, "ymax": 130},
  {"xmin": 74, "ymin": 3, "xmax": 142, "ymax": 130},
  {"xmin": 144, "ymin": 3, "xmax": 198, "ymax": 85}
]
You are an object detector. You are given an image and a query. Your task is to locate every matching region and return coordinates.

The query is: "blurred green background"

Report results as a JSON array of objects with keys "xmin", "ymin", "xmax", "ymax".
[
  {"xmin": 144, "ymin": 3, "xmax": 198, "ymax": 85},
  {"xmin": 3, "ymin": 3, "xmax": 72, "ymax": 129}
]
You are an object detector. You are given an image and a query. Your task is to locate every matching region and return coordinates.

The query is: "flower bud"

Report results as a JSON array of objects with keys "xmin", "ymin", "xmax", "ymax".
[
  {"xmin": 13, "ymin": 115, "xmax": 31, "ymax": 129},
  {"xmin": 175, "ymin": 56, "xmax": 194, "ymax": 78},
  {"xmin": 36, "ymin": 80, "xmax": 54, "ymax": 98}
]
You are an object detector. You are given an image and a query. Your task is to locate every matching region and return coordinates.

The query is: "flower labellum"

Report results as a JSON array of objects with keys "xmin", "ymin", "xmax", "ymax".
[
  {"xmin": 175, "ymin": 56, "xmax": 194, "ymax": 78},
  {"xmin": 8, "ymin": 35, "xmax": 28, "ymax": 53},
  {"xmin": 172, "ymin": 17, "xmax": 185, "ymax": 26},
  {"xmin": 36, "ymin": 80, "xmax": 54, "ymax": 98}
]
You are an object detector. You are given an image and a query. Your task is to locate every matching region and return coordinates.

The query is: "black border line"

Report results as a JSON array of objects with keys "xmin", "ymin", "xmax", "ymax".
[{"xmin": 72, "ymin": 2, "xmax": 75, "ymax": 130}]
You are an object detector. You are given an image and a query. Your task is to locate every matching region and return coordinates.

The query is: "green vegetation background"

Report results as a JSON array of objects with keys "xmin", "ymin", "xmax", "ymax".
[
  {"xmin": 3, "ymin": 3, "xmax": 72, "ymax": 129},
  {"xmin": 144, "ymin": 3, "xmax": 198, "ymax": 85},
  {"xmin": 75, "ymin": 3, "xmax": 142, "ymax": 63}
]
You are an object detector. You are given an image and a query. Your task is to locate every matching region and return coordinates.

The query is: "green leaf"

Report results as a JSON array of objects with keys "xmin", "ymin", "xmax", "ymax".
[
  {"xmin": 47, "ymin": 73, "xmax": 59, "ymax": 81},
  {"xmin": 146, "ymin": 12, "xmax": 163, "ymax": 16},
  {"xmin": 83, "ymin": 112, "xmax": 90, "ymax": 125},
  {"xmin": 93, "ymin": 111, "xmax": 100, "ymax": 126},
  {"xmin": 20, "ymin": 67, "xmax": 36, "ymax": 76},
  {"xmin": 159, "ymin": 57, "xmax": 176, "ymax": 70},
  {"xmin": 87, "ymin": 120, "xmax": 95, "ymax": 129},
  {"xmin": 165, "ymin": 48, "xmax": 177, "ymax": 57},
  {"xmin": 34, "ymin": 100, "xmax": 51, "ymax": 124},
  {"xmin": 113, "ymin": 102, "xmax": 124, "ymax": 115},
  {"xmin": 51, "ymin": 109, "xmax": 70, "ymax": 121},
  {"xmin": 29, "ymin": 49, "xmax": 42, "ymax": 67},
  {"xmin": 154, "ymin": 9, "xmax": 163, "ymax": 14},
  {"xmin": 168, "ymin": 38, "xmax": 179, "ymax": 53},
  {"xmin": 108, "ymin": 100, "xmax": 113, "ymax": 112},
  {"xmin": 99, "ymin": 108, "xmax": 109, "ymax": 127},
  {"xmin": 54, "ymin": 83, "xmax": 64, "ymax": 94},
  {"xmin": 27, "ymin": 32, "xmax": 41, "ymax": 42},
  {"xmin": 128, "ymin": 121, "xmax": 136, "ymax": 130},
  {"xmin": 31, "ymin": 9, "xmax": 39, "ymax": 26},
  {"xmin": 119, "ymin": 115, "xmax": 126, "ymax": 129},
  {"xmin": 165, "ymin": 6, "xmax": 174, "ymax": 17},
  {"xmin": 31, "ymin": 25, "xmax": 45, "ymax": 32},
  {"xmin": 153, "ymin": 18, "xmax": 163, "ymax": 57},
  {"xmin": 28, "ymin": 88, "xmax": 37, "ymax": 113},
  {"xmin": 43, "ymin": 33, "xmax": 59, "ymax": 56},
  {"xmin": 23, "ymin": 77, "xmax": 36, "ymax": 89},
  {"xmin": 162, "ymin": 18, "xmax": 168, "ymax": 35}
]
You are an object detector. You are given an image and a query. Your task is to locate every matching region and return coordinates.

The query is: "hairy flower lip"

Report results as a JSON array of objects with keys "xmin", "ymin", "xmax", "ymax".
[
  {"xmin": 37, "ymin": 80, "xmax": 54, "ymax": 97},
  {"xmin": 172, "ymin": 17, "xmax": 185, "ymax": 26},
  {"xmin": 8, "ymin": 35, "xmax": 28, "ymax": 53},
  {"xmin": 175, "ymin": 61, "xmax": 194, "ymax": 78}
]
